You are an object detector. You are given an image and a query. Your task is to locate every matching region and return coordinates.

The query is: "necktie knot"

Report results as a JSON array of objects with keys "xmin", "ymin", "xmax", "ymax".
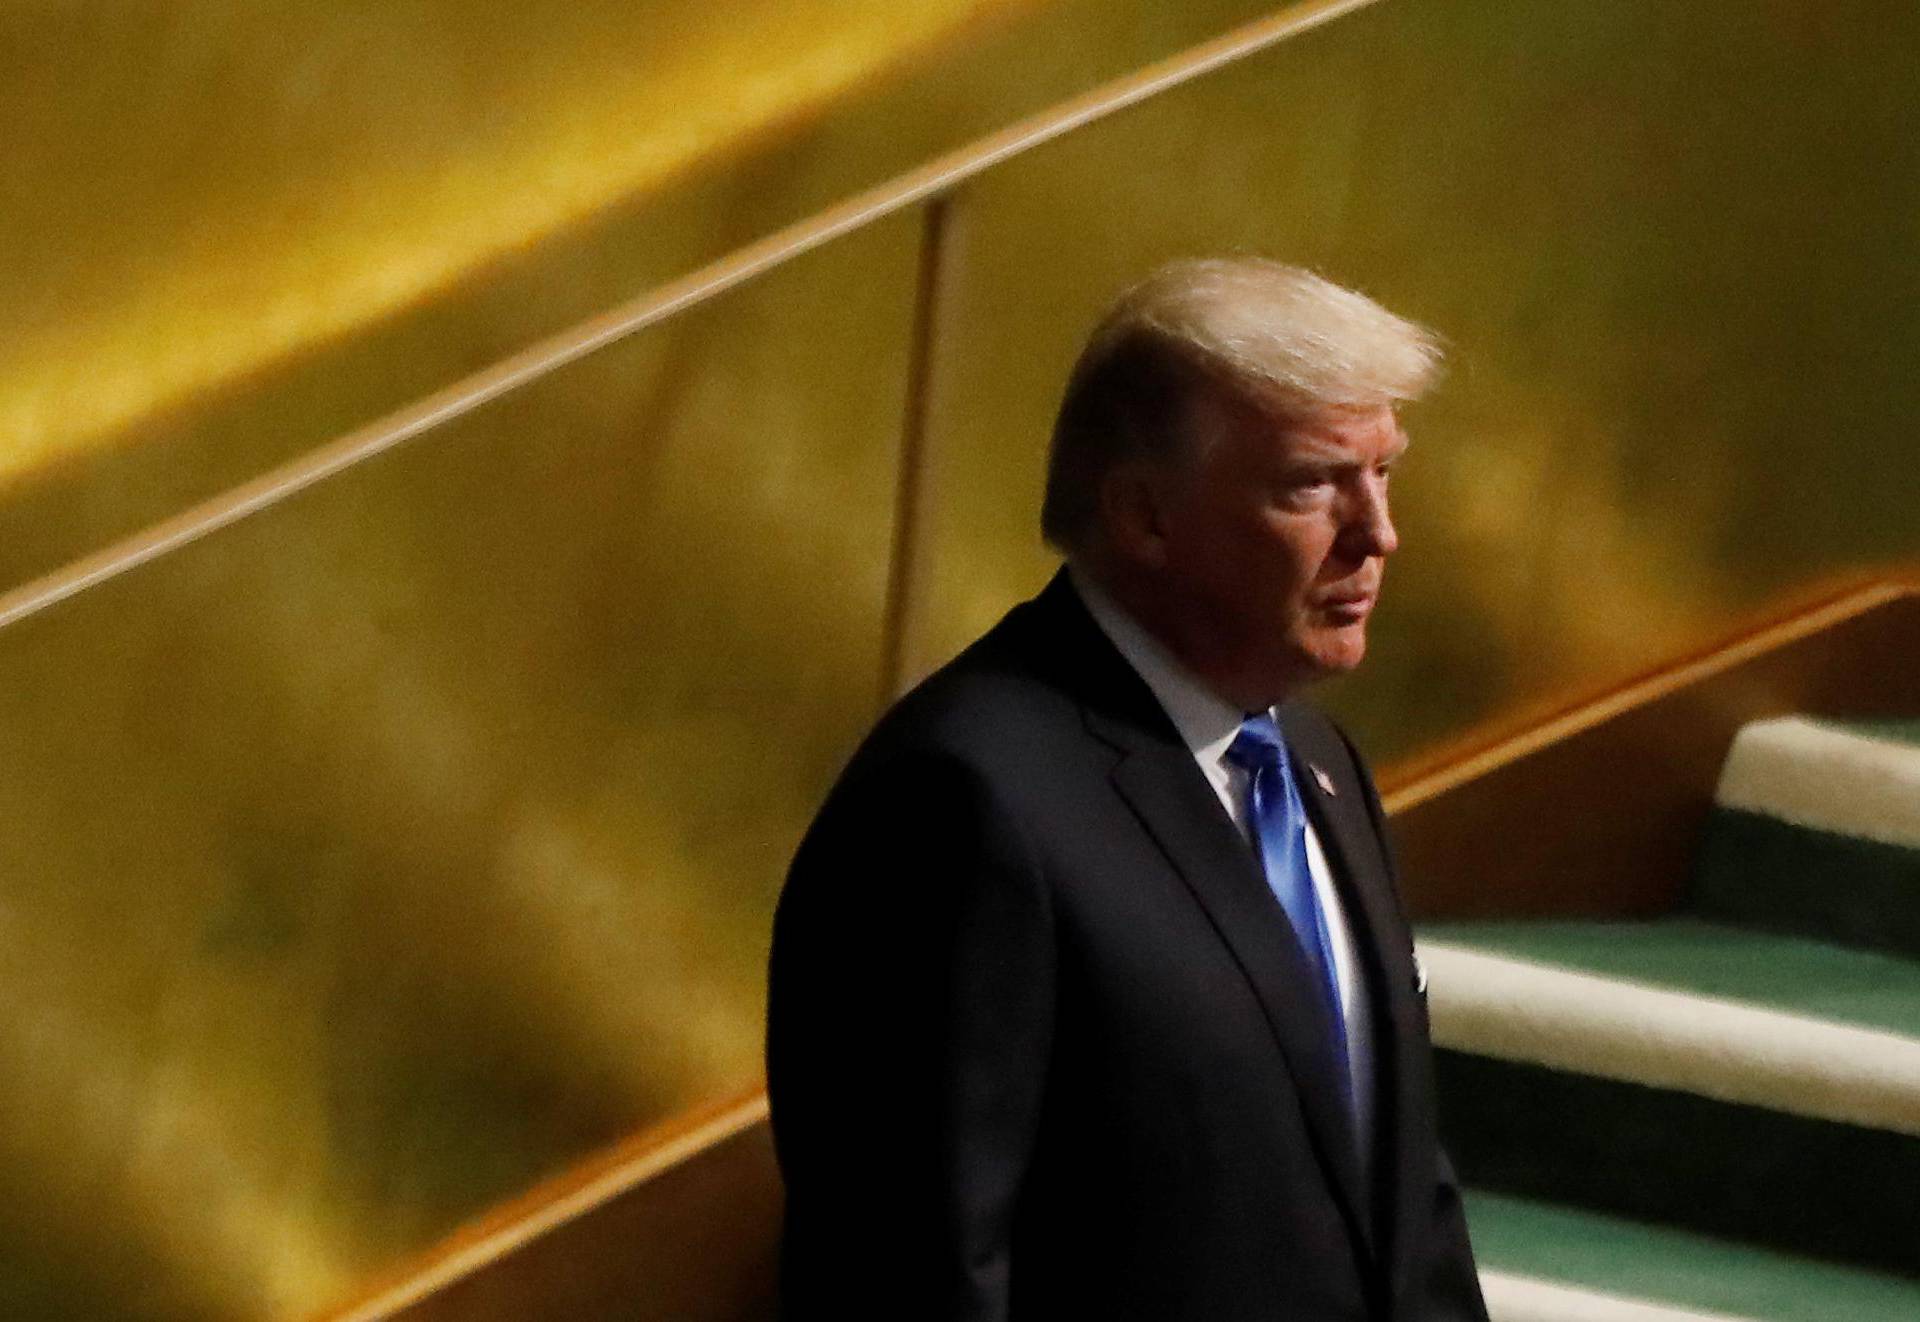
[{"xmin": 1226, "ymin": 714, "xmax": 1288, "ymax": 774}]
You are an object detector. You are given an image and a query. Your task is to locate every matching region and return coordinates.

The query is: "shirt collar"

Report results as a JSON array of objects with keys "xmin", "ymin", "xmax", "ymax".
[{"xmin": 1069, "ymin": 564, "xmax": 1246, "ymax": 767}]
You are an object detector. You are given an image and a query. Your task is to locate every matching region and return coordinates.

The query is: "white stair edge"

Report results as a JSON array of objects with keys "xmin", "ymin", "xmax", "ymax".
[
  {"xmin": 1418, "ymin": 941, "xmax": 1920, "ymax": 1136},
  {"xmin": 1481, "ymin": 1270, "xmax": 1757, "ymax": 1322},
  {"xmin": 1715, "ymin": 716, "xmax": 1920, "ymax": 850}
]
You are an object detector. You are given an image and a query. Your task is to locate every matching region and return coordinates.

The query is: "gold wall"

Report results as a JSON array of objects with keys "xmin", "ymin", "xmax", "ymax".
[
  {"xmin": 0, "ymin": 225, "xmax": 918, "ymax": 1317},
  {"xmin": 0, "ymin": 0, "xmax": 1289, "ymax": 591},
  {"xmin": 2, "ymin": 0, "xmax": 1917, "ymax": 1317}
]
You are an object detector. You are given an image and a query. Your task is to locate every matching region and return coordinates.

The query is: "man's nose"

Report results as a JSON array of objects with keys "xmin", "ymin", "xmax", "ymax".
[{"xmin": 1343, "ymin": 477, "xmax": 1398, "ymax": 558}]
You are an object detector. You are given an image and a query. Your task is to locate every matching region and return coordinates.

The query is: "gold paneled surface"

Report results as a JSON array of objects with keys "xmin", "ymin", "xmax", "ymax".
[
  {"xmin": 0, "ymin": 0, "xmax": 1012, "ymax": 479},
  {"xmin": 918, "ymin": 0, "xmax": 1919, "ymax": 761},
  {"xmin": 0, "ymin": 221, "xmax": 917, "ymax": 1319},
  {"xmin": 0, "ymin": 0, "xmax": 1294, "ymax": 591}
]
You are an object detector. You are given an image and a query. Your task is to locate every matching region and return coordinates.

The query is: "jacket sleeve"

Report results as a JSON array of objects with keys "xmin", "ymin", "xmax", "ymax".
[
  {"xmin": 1422, "ymin": 1149, "xmax": 1492, "ymax": 1321},
  {"xmin": 766, "ymin": 750, "xmax": 1054, "ymax": 1321}
]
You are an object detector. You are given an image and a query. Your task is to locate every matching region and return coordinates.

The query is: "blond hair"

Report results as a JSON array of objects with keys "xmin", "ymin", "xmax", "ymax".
[{"xmin": 1041, "ymin": 257, "xmax": 1441, "ymax": 551}]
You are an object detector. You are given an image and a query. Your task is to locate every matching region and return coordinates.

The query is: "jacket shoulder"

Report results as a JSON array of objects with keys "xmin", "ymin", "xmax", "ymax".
[{"xmin": 859, "ymin": 638, "xmax": 1081, "ymax": 778}]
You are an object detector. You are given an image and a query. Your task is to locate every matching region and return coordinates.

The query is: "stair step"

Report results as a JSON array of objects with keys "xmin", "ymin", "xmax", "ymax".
[
  {"xmin": 1469, "ymin": 1190, "xmax": 1920, "ymax": 1322},
  {"xmin": 1418, "ymin": 923, "xmax": 1920, "ymax": 1272},
  {"xmin": 1713, "ymin": 717, "xmax": 1920, "ymax": 849},
  {"xmin": 1422, "ymin": 919, "xmax": 1920, "ymax": 1049},
  {"xmin": 1693, "ymin": 718, "xmax": 1920, "ymax": 956},
  {"xmin": 1418, "ymin": 921, "xmax": 1920, "ymax": 1130}
]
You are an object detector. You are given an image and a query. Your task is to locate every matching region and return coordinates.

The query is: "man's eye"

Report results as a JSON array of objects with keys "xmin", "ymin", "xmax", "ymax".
[{"xmin": 1275, "ymin": 478, "xmax": 1332, "ymax": 508}]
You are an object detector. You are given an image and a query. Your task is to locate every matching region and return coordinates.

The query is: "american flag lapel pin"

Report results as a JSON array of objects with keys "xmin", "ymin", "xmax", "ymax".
[{"xmin": 1309, "ymin": 763, "xmax": 1337, "ymax": 797}]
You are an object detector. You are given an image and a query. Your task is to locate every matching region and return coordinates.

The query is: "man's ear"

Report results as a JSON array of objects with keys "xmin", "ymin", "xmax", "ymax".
[{"xmin": 1098, "ymin": 461, "xmax": 1170, "ymax": 571}]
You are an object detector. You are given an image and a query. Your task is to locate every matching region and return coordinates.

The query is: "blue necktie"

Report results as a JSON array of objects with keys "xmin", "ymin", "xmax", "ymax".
[{"xmin": 1227, "ymin": 715, "xmax": 1351, "ymax": 1102}]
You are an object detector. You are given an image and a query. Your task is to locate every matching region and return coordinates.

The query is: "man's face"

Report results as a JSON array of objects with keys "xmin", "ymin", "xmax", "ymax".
[{"xmin": 1134, "ymin": 387, "xmax": 1406, "ymax": 709}]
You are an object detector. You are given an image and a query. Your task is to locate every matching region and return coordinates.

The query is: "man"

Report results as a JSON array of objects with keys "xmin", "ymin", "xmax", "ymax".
[{"xmin": 767, "ymin": 258, "xmax": 1487, "ymax": 1320}]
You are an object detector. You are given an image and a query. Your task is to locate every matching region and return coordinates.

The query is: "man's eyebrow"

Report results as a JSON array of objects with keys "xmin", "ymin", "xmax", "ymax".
[{"xmin": 1282, "ymin": 433, "xmax": 1411, "ymax": 466}]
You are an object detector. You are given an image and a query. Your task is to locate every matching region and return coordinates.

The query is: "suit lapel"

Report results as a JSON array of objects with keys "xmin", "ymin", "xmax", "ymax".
[
  {"xmin": 1015, "ymin": 574, "xmax": 1377, "ymax": 1266},
  {"xmin": 1278, "ymin": 704, "xmax": 1429, "ymax": 1316},
  {"xmin": 1105, "ymin": 744, "xmax": 1375, "ymax": 1262}
]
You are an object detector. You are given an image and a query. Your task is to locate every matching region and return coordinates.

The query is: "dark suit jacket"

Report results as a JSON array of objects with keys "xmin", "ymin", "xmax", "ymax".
[{"xmin": 767, "ymin": 571, "xmax": 1486, "ymax": 1321}]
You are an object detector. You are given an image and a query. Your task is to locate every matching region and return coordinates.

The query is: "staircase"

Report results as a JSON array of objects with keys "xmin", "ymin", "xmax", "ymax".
[{"xmin": 1420, "ymin": 718, "xmax": 1920, "ymax": 1319}]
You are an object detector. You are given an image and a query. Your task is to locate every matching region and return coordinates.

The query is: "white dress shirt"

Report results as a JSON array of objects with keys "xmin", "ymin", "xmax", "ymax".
[{"xmin": 1071, "ymin": 568, "xmax": 1376, "ymax": 1171}]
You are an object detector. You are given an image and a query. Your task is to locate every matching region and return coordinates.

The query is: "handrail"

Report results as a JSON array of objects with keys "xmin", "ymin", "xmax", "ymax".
[
  {"xmin": 309, "ymin": 1089, "xmax": 771, "ymax": 1322},
  {"xmin": 1382, "ymin": 576, "xmax": 1920, "ymax": 920},
  {"xmin": 0, "ymin": 0, "xmax": 1384, "ymax": 636},
  {"xmin": 1379, "ymin": 577, "xmax": 1919, "ymax": 814}
]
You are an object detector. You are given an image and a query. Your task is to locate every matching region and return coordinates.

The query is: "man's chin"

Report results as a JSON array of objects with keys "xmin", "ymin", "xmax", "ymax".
[{"xmin": 1299, "ymin": 625, "xmax": 1369, "ymax": 679}]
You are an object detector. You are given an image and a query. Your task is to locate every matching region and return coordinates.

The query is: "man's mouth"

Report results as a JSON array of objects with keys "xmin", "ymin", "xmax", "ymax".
[{"xmin": 1317, "ymin": 591, "xmax": 1375, "ymax": 621}]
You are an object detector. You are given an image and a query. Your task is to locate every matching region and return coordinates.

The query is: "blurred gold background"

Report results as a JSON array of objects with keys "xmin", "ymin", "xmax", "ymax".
[
  {"xmin": 0, "ymin": 0, "xmax": 1288, "ymax": 589},
  {"xmin": 2, "ymin": 0, "xmax": 1916, "ymax": 1317}
]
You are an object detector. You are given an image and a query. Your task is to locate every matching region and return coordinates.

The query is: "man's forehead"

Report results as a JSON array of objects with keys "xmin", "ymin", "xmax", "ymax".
[
  {"xmin": 1183, "ymin": 380, "xmax": 1408, "ymax": 462},
  {"xmin": 1269, "ymin": 406, "xmax": 1409, "ymax": 461}
]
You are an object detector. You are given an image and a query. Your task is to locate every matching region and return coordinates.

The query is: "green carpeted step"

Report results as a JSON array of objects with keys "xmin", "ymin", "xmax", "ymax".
[
  {"xmin": 1438, "ymin": 1050, "xmax": 1920, "ymax": 1274},
  {"xmin": 1421, "ymin": 918, "xmax": 1920, "ymax": 1040},
  {"xmin": 1427, "ymin": 715, "xmax": 1920, "ymax": 1298},
  {"xmin": 1713, "ymin": 718, "xmax": 1920, "ymax": 846},
  {"xmin": 1692, "ymin": 813, "xmax": 1920, "ymax": 958},
  {"xmin": 1692, "ymin": 717, "xmax": 1920, "ymax": 957},
  {"xmin": 1417, "ymin": 921, "xmax": 1920, "ymax": 1272},
  {"xmin": 1468, "ymin": 1189, "xmax": 1920, "ymax": 1321}
]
